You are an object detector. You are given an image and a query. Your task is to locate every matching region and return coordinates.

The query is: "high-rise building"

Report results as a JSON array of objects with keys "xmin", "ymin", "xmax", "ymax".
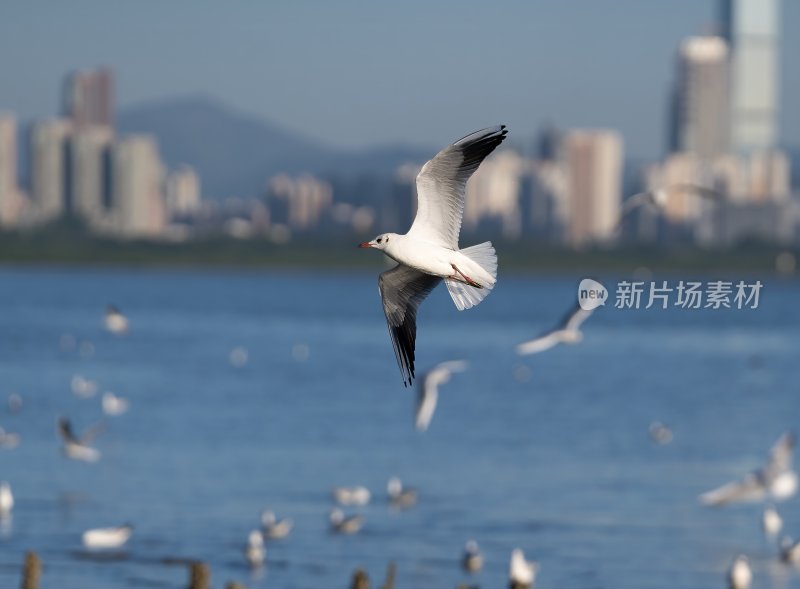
[
  {"xmin": 30, "ymin": 119, "xmax": 72, "ymax": 222},
  {"xmin": 64, "ymin": 68, "xmax": 114, "ymax": 129},
  {"xmin": 165, "ymin": 166, "xmax": 201, "ymax": 218},
  {"xmin": 266, "ymin": 174, "xmax": 332, "ymax": 230},
  {"xmin": 111, "ymin": 135, "xmax": 165, "ymax": 237},
  {"xmin": 720, "ymin": 0, "xmax": 780, "ymax": 152},
  {"xmin": 68, "ymin": 125, "xmax": 113, "ymax": 224},
  {"xmin": 671, "ymin": 36, "xmax": 730, "ymax": 159},
  {"xmin": 563, "ymin": 130, "xmax": 623, "ymax": 247},
  {"xmin": 463, "ymin": 150, "xmax": 525, "ymax": 238},
  {"xmin": 0, "ymin": 114, "xmax": 20, "ymax": 227}
]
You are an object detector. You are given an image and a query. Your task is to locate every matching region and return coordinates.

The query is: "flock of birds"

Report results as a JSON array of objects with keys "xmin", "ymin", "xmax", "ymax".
[{"xmin": 0, "ymin": 126, "xmax": 775, "ymax": 589}]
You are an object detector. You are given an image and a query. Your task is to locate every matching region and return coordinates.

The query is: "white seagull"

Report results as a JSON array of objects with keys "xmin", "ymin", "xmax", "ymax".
[
  {"xmin": 104, "ymin": 305, "xmax": 129, "ymax": 335},
  {"xmin": 58, "ymin": 417, "xmax": 103, "ymax": 463},
  {"xmin": 387, "ymin": 476, "xmax": 417, "ymax": 508},
  {"xmin": 699, "ymin": 432, "xmax": 797, "ymax": 507},
  {"xmin": 415, "ymin": 360, "xmax": 467, "ymax": 432},
  {"xmin": 462, "ymin": 539, "xmax": 484, "ymax": 574},
  {"xmin": 762, "ymin": 505, "xmax": 783, "ymax": 540},
  {"xmin": 102, "ymin": 392, "xmax": 130, "ymax": 416},
  {"xmin": 261, "ymin": 510, "xmax": 293, "ymax": 540},
  {"xmin": 0, "ymin": 482, "xmax": 13, "ymax": 517},
  {"xmin": 360, "ymin": 126, "xmax": 507, "ymax": 385},
  {"xmin": 509, "ymin": 548, "xmax": 538, "ymax": 588},
  {"xmin": 329, "ymin": 509, "xmax": 364, "ymax": 535},
  {"xmin": 82, "ymin": 524, "xmax": 133, "ymax": 549},
  {"xmin": 244, "ymin": 529, "xmax": 266, "ymax": 568},
  {"xmin": 616, "ymin": 183, "xmax": 723, "ymax": 230},
  {"xmin": 516, "ymin": 302, "xmax": 593, "ymax": 356},
  {"xmin": 727, "ymin": 554, "xmax": 752, "ymax": 589},
  {"xmin": 331, "ymin": 486, "xmax": 371, "ymax": 506}
]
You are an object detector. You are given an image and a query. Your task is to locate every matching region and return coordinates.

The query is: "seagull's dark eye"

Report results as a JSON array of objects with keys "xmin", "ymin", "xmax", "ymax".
[
  {"xmin": 377, "ymin": 238, "xmax": 382, "ymax": 244},
  {"xmin": 386, "ymin": 237, "xmax": 389, "ymax": 242}
]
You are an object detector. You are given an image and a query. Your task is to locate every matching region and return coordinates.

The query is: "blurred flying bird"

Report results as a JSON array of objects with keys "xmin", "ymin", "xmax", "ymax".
[
  {"xmin": 329, "ymin": 509, "xmax": 364, "ymax": 535},
  {"xmin": 699, "ymin": 432, "xmax": 797, "ymax": 507},
  {"xmin": 727, "ymin": 554, "xmax": 752, "ymax": 589},
  {"xmin": 763, "ymin": 505, "xmax": 783, "ymax": 540},
  {"xmin": 0, "ymin": 482, "xmax": 13, "ymax": 517},
  {"xmin": 780, "ymin": 536, "xmax": 800, "ymax": 564},
  {"xmin": 415, "ymin": 360, "xmax": 467, "ymax": 432},
  {"xmin": 82, "ymin": 524, "xmax": 133, "ymax": 549},
  {"xmin": 516, "ymin": 302, "xmax": 593, "ymax": 356},
  {"xmin": 102, "ymin": 392, "xmax": 130, "ymax": 416},
  {"xmin": 616, "ymin": 184, "xmax": 723, "ymax": 231},
  {"xmin": 648, "ymin": 421, "xmax": 673, "ymax": 445},
  {"xmin": 360, "ymin": 126, "xmax": 507, "ymax": 385},
  {"xmin": 104, "ymin": 305, "xmax": 129, "ymax": 335},
  {"xmin": 0, "ymin": 427, "xmax": 20, "ymax": 449},
  {"xmin": 332, "ymin": 486, "xmax": 371, "ymax": 506},
  {"xmin": 387, "ymin": 476, "xmax": 417, "ymax": 508},
  {"xmin": 58, "ymin": 417, "xmax": 103, "ymax": 462},
  {"xmin": 244, "ymin": 529, "xmax": 265, "ymax": 567},
  {"xmin": 261, "ymin": 510, "xmax": 293, "ymax": 540},
  {"xmin": 509, "ymin": 548, "xmax": 537, "ymax": 588},
  {"xmin": 462, "ymin": 540, "xmax": 484, "ymax": 574}
]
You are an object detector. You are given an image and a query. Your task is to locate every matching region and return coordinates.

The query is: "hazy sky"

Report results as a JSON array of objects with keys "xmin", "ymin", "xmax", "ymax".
[{"xmin": 2, "ymin": 1, "xmax": 798, "ymax": 158}]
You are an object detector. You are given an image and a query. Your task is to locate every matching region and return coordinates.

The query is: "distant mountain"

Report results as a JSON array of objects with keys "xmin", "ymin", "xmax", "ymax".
[{"xmin": 117, "ymin": 96, "xmax": 430, "ymax": 199}]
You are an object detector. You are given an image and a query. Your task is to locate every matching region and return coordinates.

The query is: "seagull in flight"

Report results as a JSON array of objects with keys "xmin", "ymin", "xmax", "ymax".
[
  {"xmin": 616, "ymin": 183, "xmax": 723, "ymax": 230},
  {"xmin": 360, "ymin": 126, "xmax": 507, "ymax": 386},
  {"xmin": 699, "ymin": 432, "xmax": 797, "ymax": 507},
  {"xmin": 415, "ymin": 360, "xmax": 467, "ymax": 432},
  {"xmin": 516, "ymin": 302, "xmax": 593, "ymax": 356},
  {"xmin": 58, "ymin": 417, "xmax": 104, "ymax": 463},
  {"xmin": 104, "ymin": 305, "xmax": 129, "ymax": 335}
]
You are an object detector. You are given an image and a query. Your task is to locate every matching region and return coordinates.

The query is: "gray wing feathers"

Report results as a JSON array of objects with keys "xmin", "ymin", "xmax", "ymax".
[
  {"xmin": 409, "ymin": 125, "xmax": 508, "ymax": 248},
  {"xmin": 379, "ymin": 265, "xmax": 442, "ymax": 387}
]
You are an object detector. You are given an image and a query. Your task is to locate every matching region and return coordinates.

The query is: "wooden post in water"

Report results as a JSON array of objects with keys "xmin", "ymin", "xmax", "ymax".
[
  {"xmin": 350, "ymin": 568, "xmax": 369, "ymax": 589},
  {"xmin": 188, "ymin": 561, "xmax": 211, "ymax": 589},
  {"xmin": 225, "ymin": 583, "xmax": 247, "ymax": 589},
  {"xmin": 20, "ymin": 551, "xmax": 41, "ymax": 589}
]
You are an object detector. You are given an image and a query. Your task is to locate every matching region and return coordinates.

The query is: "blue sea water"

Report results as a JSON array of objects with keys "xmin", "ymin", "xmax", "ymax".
[{"xmin": 0, "ymin": 266, "xmax": 798, "ymax": 589}]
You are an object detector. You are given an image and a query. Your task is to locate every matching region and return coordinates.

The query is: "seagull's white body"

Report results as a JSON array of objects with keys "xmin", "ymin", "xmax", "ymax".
[
  {"xmin": 82, "ymin": 524, "xmax": 133, "ymax": 549},
  {"xmin": 332, "ymin": 486, "xmax": 371, "ymax": 506},
  {"xmin": 509, "ymin": 548, "xmax": 537, "ymax": 587},
  {"xmin": 387, "ymin": 476, "xmax": 417, "ymax": 508},
  {"xmin": 462, "ymin": 540, "xmax": 484, "ymax": 573},
  {"xmin": 0, "ymin": 482, "xmax": 13, "ymax": 516},
  {"xmin": 245, "ymin": 529, "xmax": 265, "ymax": 567},
  {"xmin": 261, "ymin": 510, "xmax": 293, "ymax": 540},
  {"xmin": 361, "ymin": 126, "xmax": 507, "ymax": 385},
  {"xmin": 727, "ymin": 555, "xmax": 751, "ymax": 589},
  {"xmin": 762, "ymin": 505, "xmax": 782, "ymax": 539},
  {"xmin": 329, "ymin": 509, "xmax": 364, "ymax": 535},
  {"xmin": 516, "ymin": 303, "xmax": 592, "ymax": 356},
  {"xmin": 415, "ymin": 360, "xmax": 467, "ymax": 432},
  {"xmin": 699, "ymin": 432, "xmax": 797, "ymax": 506},
  {"xmin": 102, "ymin": 392, "xmax": 130, "ymax": 416},
  {"xmin": 71, "ymin": 374, "xmax": 98, "ymax": 398},
  {"xmin": 104, "ymin": 306, "xmax": 129, "ymax": 335}
]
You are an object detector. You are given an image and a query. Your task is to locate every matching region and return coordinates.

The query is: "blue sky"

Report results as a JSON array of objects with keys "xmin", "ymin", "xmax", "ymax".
[{"xmin": 2, "ymin": 0, "xmax": 798, "ymax": 158}]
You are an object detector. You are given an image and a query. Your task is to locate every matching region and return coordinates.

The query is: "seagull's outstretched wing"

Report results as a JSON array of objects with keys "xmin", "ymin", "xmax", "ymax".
[
  {"xmin": 516, "ymin": 330, "xmax": 562, "ymax": 356},
  {"xmin": 765, "ymin": 432, "xmax": 796, "ymax": 478},
  {"xmin": 699, "ymin": 473, "xmax": 767, "ymax": 506},
  {"xmin": 79, "ymin": 420, "xmax": 106, "ymax": 445},
  {"xmin": 415, "ymin": 360, "xmax": 467, "ymax": 431},
  {"xmin": 673, "ymin": 183, "xmax": 724, "ymax": 201},
  {"xmin": 379, "ymin": 265, "xmax": 442, "ymax": 386},
  {"xmin": 561, "ymin": 303, "xmax": 593, "ymax": 332},
  {"xmin": 58, "ymin": 417, "xmax": 78, "ymax": 444},
  {"xmin": 408, "ymin": 125, "xmax": 508, "ymax": 249}
]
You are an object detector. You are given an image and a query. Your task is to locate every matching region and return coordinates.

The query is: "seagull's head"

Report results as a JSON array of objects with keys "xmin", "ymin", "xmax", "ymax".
[{"xmin": 358, "ymin": 233, "xmax": 396, "ymax": 251}]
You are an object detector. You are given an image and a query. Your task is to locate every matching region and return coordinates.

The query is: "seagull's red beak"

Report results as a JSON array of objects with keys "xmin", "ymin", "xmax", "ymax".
[{"xmin": 358, "ymin": 242, "xmax": 373, "ymax": 248}]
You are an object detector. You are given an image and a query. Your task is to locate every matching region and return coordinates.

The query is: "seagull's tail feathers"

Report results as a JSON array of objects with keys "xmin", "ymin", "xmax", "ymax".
[{"xmin": 446, "ymin": 241, "xmax": 497, "ymax": 311}]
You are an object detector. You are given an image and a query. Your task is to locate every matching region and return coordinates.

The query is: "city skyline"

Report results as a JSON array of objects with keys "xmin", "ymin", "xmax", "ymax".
[{"xmin": 2, "ymin": 1, "xmax": 799, "ymax": 159}]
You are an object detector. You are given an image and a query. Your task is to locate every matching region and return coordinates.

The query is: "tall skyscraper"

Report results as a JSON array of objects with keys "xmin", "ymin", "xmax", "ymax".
[
  {"xmin": 112, "ymin": 135, "xmax": 165, "ymax": 237},
  {"xmin": 720, "ymin": 0, "xmax": 780, "ymax": 152},
  {"xmin": 671, "ymin": 36, "xmax": 730, "ymax": 159},
  {"xmin": 64, "ymin": 68, "xmax": 114, "ymax": 130},
  {"xmin": 68, "ymin": 125, "xmax": 113, "ymax": 224},
  {"xmin": 30, "ymin": 119, "xmax": 72, "ymax": 222},
  {"xmin": 563, "ymin": 130, "xmax": 623, "ymax": 247},
  {"xmin": 0, "ymin": 114, "xmax": 20, "ymax": 226},
  {"xmin": 165, "ymin": 166, "xmax": 201, "ymax": 218}
]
